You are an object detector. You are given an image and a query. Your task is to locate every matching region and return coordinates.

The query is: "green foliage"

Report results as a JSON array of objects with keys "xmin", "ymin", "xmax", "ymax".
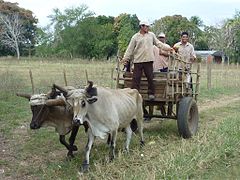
[
  {"xmin": 70, "ymin": 16, "xmax": 117, "ymax": 59},
  {"xmin": 152, "ymin": 15, "xmax": 206, "ymax": 47},
  {"xmin": 223, "ymin": 11, "xmax": 240, "ymax": 63},
  {"xmin": 194, "ymin": 35, "xmax": 209, "ymax": 50},
  {"xmin": 0, "ymin": 0, "xmax": 37, "ymax": 57},
  {"xmin": 48, "ymin": 4, "xmax": 94, "ymax": 31},
  {"xmin": 36, "ymin": 5, "xmax": 117, "ymax": 59},
  {"xmin": 0, "ymin": 1, "xmax": 238, "ymax": 62},
  {"xmin": 202, "ymin": 11, "xmax": 240, "ymax": 62},
  {"xmin": 117, "ymin": 23, "xmax": 137, "ymax": 57},
  {"xmin": 34, "ymin": 28, "xmax": 56, "ymax": 57},
  {"xmin": 190, "ymin": 16, "xmax": 203, "ymax": 27},
  {"xmin": 114, "ymin": 13, "xmax": 139, "ymax": 56}
]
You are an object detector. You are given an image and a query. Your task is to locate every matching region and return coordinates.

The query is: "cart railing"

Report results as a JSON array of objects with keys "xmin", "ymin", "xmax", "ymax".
[{"xmin": 115, "ymin": 52, "xmax": 200, "ymax": 102}]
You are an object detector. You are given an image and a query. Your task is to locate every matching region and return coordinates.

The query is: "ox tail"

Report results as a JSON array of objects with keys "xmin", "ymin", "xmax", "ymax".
[{"xmin": 135, "ymin": 91, "xmax": 144, "ymax": 145}]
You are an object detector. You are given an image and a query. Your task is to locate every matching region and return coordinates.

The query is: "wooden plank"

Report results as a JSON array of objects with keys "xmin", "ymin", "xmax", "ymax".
[
  {"xmin": 195, "ymin": 63, "xmax": 201, "ymax": 101},
  {"xmin": 142, "ymin": 93, "xmax": 166, "ymax": 99},
  {"xmin": 124, "ymin": 80, "xmax": 167, "ymax": 86},
  {"xmin": 123, "ymin": 72, "xmax": 168, "ymax": 78}
]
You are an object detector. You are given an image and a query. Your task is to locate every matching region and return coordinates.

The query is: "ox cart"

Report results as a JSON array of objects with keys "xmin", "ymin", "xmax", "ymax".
[{"xmin": 115, "ymin": 53, "xmax": 200, "ymax": 138}]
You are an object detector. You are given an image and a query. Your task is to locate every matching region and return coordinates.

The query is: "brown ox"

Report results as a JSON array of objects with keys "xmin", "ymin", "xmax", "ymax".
[
  {"xmin": 17, "ymin": 86, "xmax": 86, "ymax": 158},
  {"xmin": 54, "ymin": 81, "xmax": 144, "ymax": 172}
]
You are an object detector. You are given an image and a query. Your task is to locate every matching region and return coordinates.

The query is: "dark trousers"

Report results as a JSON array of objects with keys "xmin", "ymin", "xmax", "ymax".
[
  {"xmin": 160, "ymin": 67, "xmax": 168, "ymax": 72},
  {"xmin": 131, "ymin": 62, "xmax": 155, "ymax": 95}
]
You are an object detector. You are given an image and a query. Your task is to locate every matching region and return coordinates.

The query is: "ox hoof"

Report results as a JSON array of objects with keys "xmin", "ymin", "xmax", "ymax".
[
  {"xmin": 80, "ymin": 164, "xmax": 89, "ymax": 173},
  {"xmin": 72, "ymin": 145, "xmax": 78, "ymax": 151},
  {"xmin": 140, "ymin": 140, "xmax": 145, "ymax": 147}
]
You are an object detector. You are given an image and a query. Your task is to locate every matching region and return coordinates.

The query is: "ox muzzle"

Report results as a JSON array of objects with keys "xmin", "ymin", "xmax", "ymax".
[
  {"xmin": 73, "ymin": 115, "xmax": 84, "ymax": 126},
  {"xmin": 30, "ymin": 121, "xmax": 41, "ymax": 129}
]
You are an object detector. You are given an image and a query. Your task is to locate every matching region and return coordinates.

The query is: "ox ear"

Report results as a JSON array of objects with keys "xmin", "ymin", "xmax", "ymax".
[
  {"xmin": 46, "ymin": 86, "xmax": 58, "ymax": 99},
  {"xmin": 85, "ymin": 81, "xmax": 97, "ymax": 97},
  {"xmin": 16, "ymin": 93, "xmax": 31, "ymax": 100},
  {"xmin": 53, "ymin": 84, "xmax": 68, "ymax": 97},
  {"xmin": 87, "ymin": 97, "xmax": 97, "ymax": 104}
]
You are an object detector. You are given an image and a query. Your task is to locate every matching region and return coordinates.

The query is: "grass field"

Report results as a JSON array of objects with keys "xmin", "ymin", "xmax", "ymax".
[{"xmin": 0, "ymin": 59, "xmax": 240, "ymax": 179}]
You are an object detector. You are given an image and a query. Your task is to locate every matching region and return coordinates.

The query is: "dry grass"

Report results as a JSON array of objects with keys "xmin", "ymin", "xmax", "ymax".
[{"xmin": 0, "ymin": 58, "xmax": 240, "ymax": 179}]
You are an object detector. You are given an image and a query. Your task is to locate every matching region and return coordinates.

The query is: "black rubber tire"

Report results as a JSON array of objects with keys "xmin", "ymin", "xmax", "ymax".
[{"xmin": 177, "ymin": 97, "xmax": 199, "ymax": 138}]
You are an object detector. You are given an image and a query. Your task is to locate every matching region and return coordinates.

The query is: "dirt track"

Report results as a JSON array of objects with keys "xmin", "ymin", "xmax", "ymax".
[{"xmin": 198, "ymin": 94, "xmax": 240, "ymax": 112}]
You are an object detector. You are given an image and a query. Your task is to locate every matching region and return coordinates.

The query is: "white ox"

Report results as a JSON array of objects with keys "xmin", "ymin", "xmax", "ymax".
[{"xmin": 54, "ymin": 81, "xmax": 144, "ymax": 172}]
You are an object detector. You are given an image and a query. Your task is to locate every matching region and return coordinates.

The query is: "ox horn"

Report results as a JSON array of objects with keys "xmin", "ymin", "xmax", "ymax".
[
  {"xmin": 45, "ymin": 98, "xmax": 66, "ymax": 106},
  {"xmin": 53, "ymin": 84, "xmax": 68, "ymax": 97},
  {"xmin": 16, "ymin": 93, "xmax": 31, "ymax": 100}
]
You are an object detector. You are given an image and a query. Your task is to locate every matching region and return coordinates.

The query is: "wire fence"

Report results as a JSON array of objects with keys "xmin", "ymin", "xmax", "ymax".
[{"xmin": 1, "ymin": 59, "xmax": 240, "ymax": 95}]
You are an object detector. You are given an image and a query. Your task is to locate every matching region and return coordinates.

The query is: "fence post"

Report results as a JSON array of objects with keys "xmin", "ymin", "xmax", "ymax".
[
  {"xmin": 195, "ymin": 63, "xmax": 201, "ymax": 102},
  {"xmin": 85, "ymin": 69, "xmax": 89, "ymax": 84},
  {"xmin": 207, "ymin": 56, "xmax": 212, "ymax": 90},
  {"xmin": 110, "ymin": 68, "xmax": 114, "ymax": 89},
  {"xmin": 29, "ymin": 69, "xmax": 35, "ymax": 94},
  {"xmin": 63, "ymin": 69, "xmax": 67, "ymax": 86}
]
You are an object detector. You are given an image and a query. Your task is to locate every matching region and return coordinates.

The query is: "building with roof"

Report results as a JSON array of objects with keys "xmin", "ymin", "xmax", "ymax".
[{"xmin": 195, "ymin": 50, "xmax": 227, "ymax": 63}]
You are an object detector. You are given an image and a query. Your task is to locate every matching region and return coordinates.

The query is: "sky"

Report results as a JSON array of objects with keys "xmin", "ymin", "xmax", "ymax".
[{"xmin": 7, "ymin": 0, "xmax": 240, "ymax": 27}]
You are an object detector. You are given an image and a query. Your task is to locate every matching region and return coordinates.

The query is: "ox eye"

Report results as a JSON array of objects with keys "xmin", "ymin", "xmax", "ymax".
[{"xmin": 81, "ymin": 100, "xmax": 86, "ymax": 107}]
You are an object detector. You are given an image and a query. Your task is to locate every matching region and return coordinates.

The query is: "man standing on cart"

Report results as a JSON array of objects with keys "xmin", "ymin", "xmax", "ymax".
[
  {"xmin": 122, "ymin": 20, "xmax": 172, "ymax": 100},
  {"xmin": 174, "ymin": 32, "xmax": 196, "ymax": 89},
  {"xmin": 153, "ymin": 32, "xmax": 171, "ymax": 72},
  {"xmin": 173, "ymin": 31, "xmax": 196, "ymax": 65}
]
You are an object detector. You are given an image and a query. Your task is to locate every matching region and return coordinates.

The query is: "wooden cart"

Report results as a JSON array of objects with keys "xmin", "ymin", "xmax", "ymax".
[{"xmin": 116, "ymin": 53, "xmax": 201, "ymax": 138}]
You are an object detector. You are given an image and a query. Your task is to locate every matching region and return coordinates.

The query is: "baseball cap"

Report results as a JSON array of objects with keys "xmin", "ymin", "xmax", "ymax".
[
  {"xmin": 158, "ymin": 32, "xmax": 165, "ymax": 38},
  {"xmin": 139, "ymin": 20, "xmax": 151, "ymax": 26}
]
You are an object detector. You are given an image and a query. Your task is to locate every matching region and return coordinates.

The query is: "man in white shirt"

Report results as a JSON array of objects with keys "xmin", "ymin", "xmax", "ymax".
[
  {"xmin": 153, "ymin": 32, "xmax": 171, "ymax": 72},
  {"xmin": 173, "ymin": 31, "xmax": 196, "ymax": 65},
  {"xmin": 122, "ymin": 21, "xmax": 172, "ymax": 100},
  {"xmin": 174, "ymin": 31, "xmax": 196, "ymax": 89}
]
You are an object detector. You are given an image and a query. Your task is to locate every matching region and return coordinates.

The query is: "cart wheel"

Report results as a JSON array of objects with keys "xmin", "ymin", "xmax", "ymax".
[{"xmin": 177, "ymin": 97, "xmax": 199, "ymax": 138}]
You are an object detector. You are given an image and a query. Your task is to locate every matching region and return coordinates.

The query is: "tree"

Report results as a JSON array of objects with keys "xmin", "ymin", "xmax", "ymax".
[
  {"xmin": 47, "ymin": 4, "xmax": 94, "ymax": 46},
  {"xmin": 45, "ymin": 15, "xmax": 117, "ymax": 59},
  {"xmin": 204, "ymin": 25, "xmax": 225, "ymax": 51},
  {"xmin": 0, "ymin": 0, "xmax": 37, "ymax": 58},
  {"xmin": 114, "ymin": 13, "xmax": 139, "ymax": 57},
  {"xmin": 223, "ymin": 11, "xmax": 240, "ymax": 62},
  {"xmin": 34, "ymin": 27, "xmax": 55, "ymax": 58},
  {"xmin": 71, "ymin": 16, "xmax": 117, "ymax": 59},
  {"xmin": 151, "ymin": 15, "xmax": 204, "ymax": 47},
  {"xmin": 190, "ymin": 16, "xmax": 203, "ymax": 27},
  {"xmin": 0, "ymin": 13, "xmax": 25, "ymax": 59}
]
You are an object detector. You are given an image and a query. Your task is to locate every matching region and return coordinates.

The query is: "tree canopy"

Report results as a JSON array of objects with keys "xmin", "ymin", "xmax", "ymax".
[
  {"xmin": 151, "ymin": 15, "xmax": 206, "ymax": 50},
  {"xmin": 0, "ymin": 1, "xmax": 239, "ymax": 63},
  {"xmin": 0, "ymin": 0, "xmax": 37, "ymax": 57}
]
